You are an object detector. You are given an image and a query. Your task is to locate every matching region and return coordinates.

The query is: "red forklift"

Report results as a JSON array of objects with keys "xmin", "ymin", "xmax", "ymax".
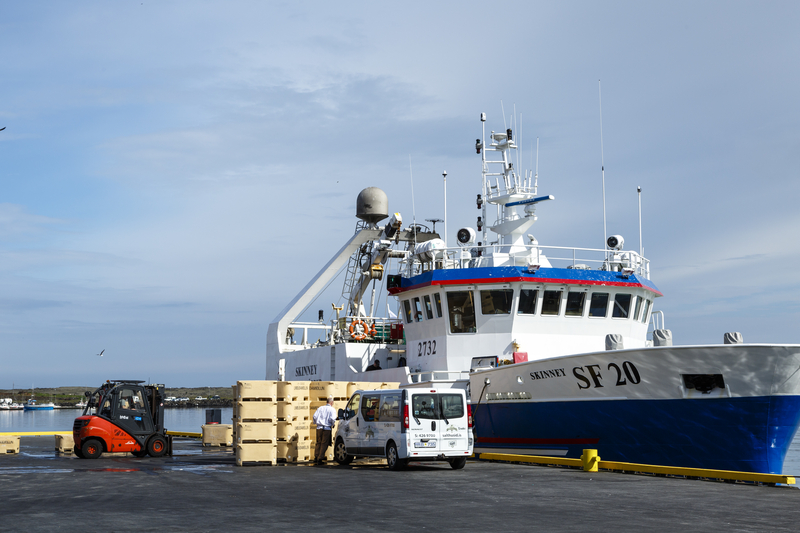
[{"xmin": 73, "ymin": 380, "xmax": 171, "ymax": 459}]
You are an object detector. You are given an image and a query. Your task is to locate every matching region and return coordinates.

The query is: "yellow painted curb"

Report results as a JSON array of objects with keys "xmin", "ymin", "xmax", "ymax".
[{"xmin": 477, "ymin": 452, "xmax": 796, "ymax": 485}]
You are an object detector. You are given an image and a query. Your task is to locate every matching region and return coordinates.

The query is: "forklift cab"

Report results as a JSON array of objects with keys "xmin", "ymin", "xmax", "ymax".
[{"xmin": 76, "ymin": 380, "xmax": 169, "ymax": 459}]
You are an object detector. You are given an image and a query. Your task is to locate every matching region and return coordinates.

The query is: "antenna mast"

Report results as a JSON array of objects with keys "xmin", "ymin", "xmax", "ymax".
[
  {"xmin": 638, "ymin": 186, "xmax": 643, "ymax": 256},
  {"xmin": 442, "ymin": 170, "xmax": 448, "ymax": 246},
  {"xmin": 599, "ymin": 80, "xmax": 608, "ymax": 257}
]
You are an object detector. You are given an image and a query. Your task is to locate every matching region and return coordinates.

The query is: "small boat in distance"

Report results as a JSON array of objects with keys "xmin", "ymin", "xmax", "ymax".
[
  {"xmin": 23, "ymin": 398, "xmax": 55, "ymax": 411},
  {"xmin": 23, "ymin": 387, "xmax": 55, "ymax": 411}
]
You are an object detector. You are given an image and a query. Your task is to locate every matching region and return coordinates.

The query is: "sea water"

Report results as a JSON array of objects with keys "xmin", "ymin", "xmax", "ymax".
[
  {"xmin": 3, "ymin": 408, "xmax": 800, "ymax": 475},
  {"xmin": 0, "ymin": 407, "xmax": 233, "ymax": 434}
]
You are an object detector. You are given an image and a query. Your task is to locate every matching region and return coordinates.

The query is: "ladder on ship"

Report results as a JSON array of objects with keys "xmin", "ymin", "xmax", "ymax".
[{"xmin": 341, "ymin": 220, "xmax": 373, "ymax": 315}]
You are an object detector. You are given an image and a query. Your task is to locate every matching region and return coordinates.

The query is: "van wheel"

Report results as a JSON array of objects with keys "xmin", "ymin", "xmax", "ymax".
[
  {"xmin": 449, "ymin": 457, "xmax": 467, "ymax": 470},
  {"xmin": 147, "ymin": 436, "xmax": 167, "ymax": 458},
  {"xmin": 334, "ymin": 438, "xmax": 353, "ymax": 465},
  {"xmin": 82, "ymin": 438, "xmax": 103, "ymax": 459},
  {"xmin": 386, "ymin": 442, "xmax": 407, "ymax": 471}
]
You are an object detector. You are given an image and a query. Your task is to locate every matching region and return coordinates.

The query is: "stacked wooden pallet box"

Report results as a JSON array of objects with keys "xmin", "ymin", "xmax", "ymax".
[
  {"xmin": 234, "ymin": 380, "xmax": 401, "ymax": 466},
  {"xmin": 234, "ymin": 380, "xmax": 314, "ymax": 466},
  {"xmin": 235, "ymin": 380, "xmax": 278, "ymax": 466}
]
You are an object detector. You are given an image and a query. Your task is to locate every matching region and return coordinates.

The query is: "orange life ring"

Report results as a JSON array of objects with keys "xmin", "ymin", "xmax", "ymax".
[{"xmin": 349, "ymin": 319, "xmax": 368, "ymax": 340}]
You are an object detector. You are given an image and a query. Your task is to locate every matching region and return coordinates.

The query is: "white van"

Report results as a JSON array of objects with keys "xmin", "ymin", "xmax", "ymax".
[{"xmin": 333, "ymin": 388, "xmax": 473, "ymax": 470}]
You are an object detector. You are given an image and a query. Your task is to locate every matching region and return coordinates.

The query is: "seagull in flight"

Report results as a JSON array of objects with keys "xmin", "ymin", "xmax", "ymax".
[{"xmin": 97, "ymin": 349, "xmax": 105, "ymax": 357}]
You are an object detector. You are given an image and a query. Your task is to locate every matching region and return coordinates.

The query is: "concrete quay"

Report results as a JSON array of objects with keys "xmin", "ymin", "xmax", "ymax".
[{"xmin": 0, "ymin": 437, "xmax": 798, "ymax": 532}]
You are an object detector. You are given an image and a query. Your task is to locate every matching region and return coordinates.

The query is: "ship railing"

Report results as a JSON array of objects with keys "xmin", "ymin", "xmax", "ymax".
[
  {"xmin": 286, "ymin": 316, "xmax": 403, "ymax": 347},
  {"xmin": 406, "ymin": 243, "xmax": 650, "ymax": 278},
  {"xmin": 409, "ymin": 370, "xmax": 471, "ymax": 384},
  {"xmin": 337, "ymin": 315, "xmax": 403, "ymax": 343}
]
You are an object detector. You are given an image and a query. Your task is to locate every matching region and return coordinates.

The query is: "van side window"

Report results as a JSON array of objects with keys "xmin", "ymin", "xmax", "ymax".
[
  {"xmin": 361, "ymin": 394, "xmax": 380, "ymax": 422},
  {"xmin": 345, "ymin": 393, "xmax": 360, "ymax": 419},
  {"xmin": 423, "ymin": 295, "xmax": 434, "ymax": 320},
  {"xmin": 379, "ymin": 393, "xmax": 401, "ymax": 422},
  {"xmin": 412, "ymin": 394, "xmax": 439, "ymax": 420},
  {"xmin": 440, "ymin": 394, "xmax": 464, "ymax": 418}
]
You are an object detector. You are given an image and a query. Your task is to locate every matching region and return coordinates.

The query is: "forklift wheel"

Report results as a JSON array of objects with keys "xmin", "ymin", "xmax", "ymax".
[
  {"xmin": 74, "ymin": 446, "xmax": 85, "ymax": 459},
  {"xmin": 82, "ymin": 439, "xmax": 103, "ymax": 459},
  {"xmin": 147, "ymin": 436, "xmax": 167, "ymax": 458},
  {"xmin": 132, "ymin": 448, "xmax": 148, "ymax": 458}
]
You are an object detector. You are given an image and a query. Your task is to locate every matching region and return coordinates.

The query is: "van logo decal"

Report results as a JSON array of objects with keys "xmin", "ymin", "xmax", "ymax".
[
  {"xmin": 365, "ymin": 426, "xmax": 375, "ymax": 440},
  {"xmin": 447, "ymin": 424, "xmax": 457, "ymax": 433}
]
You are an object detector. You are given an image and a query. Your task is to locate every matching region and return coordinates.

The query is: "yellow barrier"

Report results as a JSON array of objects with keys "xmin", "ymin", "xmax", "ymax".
[
  {"xmin": 1, "ymin": 430, "xmax": 203, "ymax": 439},
  {"xmin": 166, "ymin": 431, "xmax": 202, "ymax": 438},
  {"xmin": 0, "ymin": 431, "xmax": 64, "ymax": 436},
  {"xmin": 477, "ymin": 450, "xmax": 796, "ymax": 485}
]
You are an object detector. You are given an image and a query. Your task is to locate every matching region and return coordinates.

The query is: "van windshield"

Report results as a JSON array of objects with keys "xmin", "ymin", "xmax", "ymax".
[{"xmin": 411, "ymin": 393, "xmax": 464, "ymax": 420}]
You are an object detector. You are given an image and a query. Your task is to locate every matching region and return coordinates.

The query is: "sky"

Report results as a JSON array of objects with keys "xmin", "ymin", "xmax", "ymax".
[{"xmin": 1, "ymin": 1, "xmax": 799, "ymax": 388}]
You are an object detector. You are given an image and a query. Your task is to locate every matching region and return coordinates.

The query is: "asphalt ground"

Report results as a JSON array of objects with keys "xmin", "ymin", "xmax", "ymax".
[{"xmin": 0, "ymin": 437, "xmax": 799, "ymax": 532}]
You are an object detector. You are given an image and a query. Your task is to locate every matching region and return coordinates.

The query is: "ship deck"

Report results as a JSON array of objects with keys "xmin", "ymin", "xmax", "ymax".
[{"xmin": 0, "ymin": 437, "xmax": 798, "ymax": 531}]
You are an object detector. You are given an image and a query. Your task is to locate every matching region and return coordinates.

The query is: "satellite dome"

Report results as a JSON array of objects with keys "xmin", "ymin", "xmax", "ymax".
[{"xmin": 356, "ymin": 187, "xmax": 389, "ymax": 224}]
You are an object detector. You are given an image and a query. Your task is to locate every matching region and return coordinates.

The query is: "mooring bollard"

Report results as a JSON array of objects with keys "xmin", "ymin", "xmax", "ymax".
[{"xmin": 581, "ymin": 449, "xmax": 600, "ymax": 472}]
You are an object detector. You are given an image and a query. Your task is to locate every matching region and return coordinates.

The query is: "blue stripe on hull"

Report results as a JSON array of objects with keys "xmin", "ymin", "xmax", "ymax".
[{"xmin": 473, "ymin": 395, "xmax": 800, "ymax": 474}]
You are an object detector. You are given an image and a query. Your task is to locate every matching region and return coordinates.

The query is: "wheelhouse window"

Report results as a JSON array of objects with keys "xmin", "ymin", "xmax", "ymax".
[
  {"xmin": 423, "ymin": 295, "xmax": 434, "ymax": 320},
  {"xmin": 612, "ymin": 294, "xmax": 632, "ymax": 318},
  {"xmin": 413, "ymin": 297, "xmax": 424, "ymax": 322},
  {"xmin": 541, "ymin": 290, "xmax": 562, "ymax": 316},
  {"xmin": 403, "ymin": 300, "xmax": 413, "ymax": 324},
  {"xmin": 589, "ymin": 293, "xmax": 609, "ymax": 317},
  {"xmin": 480, "ymin": 289, "xmax": 514, "ymax": 315},
  {"xmin": 632, "ymin": 296, "xmax": 642, "ymax": 321},
  {"xmin": 447, "ymin": 291, "xmax": 476, "ymax": 334},
  {"xmin": 434, "ymin": 293, "xmax": 443, "ymax": 318},
  {"xmin": 641, "ymin": 299, "xmax": 651, "ymax": 323},
  {"xmin": 518, "ymin": 289, "xmax": 538, "ymax": 315},
  {"xmin": 565, "ymin": 292, "xmax": 586, "ymax": 317}
]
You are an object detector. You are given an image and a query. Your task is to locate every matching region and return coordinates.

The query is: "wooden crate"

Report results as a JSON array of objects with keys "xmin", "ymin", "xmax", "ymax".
[
  {"xmin": 277, "ymin": 381, "xmax": 309, "ymax": 401},
  {"xmin": 277, "ymin": 400, "xmax": 310, "ymax": 419},
  {"xmin": 202, "ymin": 424, "xmax": 233, "ymax": 447},
  {"xmin": 236, "ymin": 421, "xmax": 277, "ymax": 442},
  {"xmin": 55, "ymin": 433, "xmax": 75, "ymax": 453},
  {"xmin": 276, "ymin": 420, "xmax": 295, "ymax": 441},
  {"xmin": 236, "ymin": 401, "xmax": 277, "ymax": 420},
  {"xmin": 0, "ymin": 436, "xmax": 20, "ymax": 454},
  {"xmin": 293, "ymin": 419, "xmax": 313, "ymax": 440},
  {"xmin": 237, "ymin": 380, "xmax": 277, "ymax": 400},
  {"xmin": 277, "ymin": 440, "xmax": 312, "ymax": 462},
  {"xmin": 309, "ymin": 381, "xmax": 347, "ymax": 400},
  {"xmin": 236, "ymin": 442, "xmax": 277, "ymax": 466}
]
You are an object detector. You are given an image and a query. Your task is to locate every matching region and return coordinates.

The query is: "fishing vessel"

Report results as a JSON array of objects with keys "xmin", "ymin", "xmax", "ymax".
[{"xmin": 266, "ymin": 112, "xmax": 800, "ymax": 474}]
